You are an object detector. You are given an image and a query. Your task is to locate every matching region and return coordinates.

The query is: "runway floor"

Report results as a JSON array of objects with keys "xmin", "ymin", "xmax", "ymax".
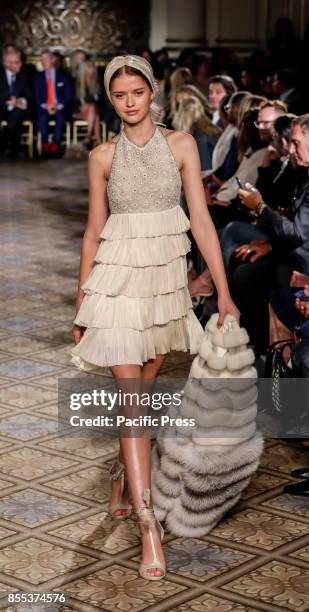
[{"xmin": 0, "ymin": 158, "xmax": 308, "ymax": 611}]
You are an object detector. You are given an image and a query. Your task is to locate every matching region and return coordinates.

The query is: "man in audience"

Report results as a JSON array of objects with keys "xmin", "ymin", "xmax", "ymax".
[
  {"xmin": 0, "ymin": 48, "xmax": 32, "ymax": 157},
  {"xmin": 207, "ymin": 75, "xmax": 237, "ymax": 127},
  {"xmin": 35, "ymin": 49, "xmax": 72, "ymax": 156}
]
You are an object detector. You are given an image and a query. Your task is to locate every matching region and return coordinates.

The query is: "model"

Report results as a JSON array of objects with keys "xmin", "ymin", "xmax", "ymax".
[{"xmin": 71, "ymin": 55, "xmax": 240, "ymax": 581}]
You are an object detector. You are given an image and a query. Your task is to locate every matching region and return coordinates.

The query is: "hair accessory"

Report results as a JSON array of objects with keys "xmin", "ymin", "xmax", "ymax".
[{"xmin": 104, "ymin": 54, "xmax": 160, "ymax": 105}]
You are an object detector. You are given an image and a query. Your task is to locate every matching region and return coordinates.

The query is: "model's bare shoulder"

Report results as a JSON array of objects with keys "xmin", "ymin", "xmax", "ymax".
[
  {"xmin": 88, "ymin": 138, "xmax": 118, "ymax": 176},
  {"xmin": 89, "ymin": 139, "xmax": 116, "ymax": 160}
]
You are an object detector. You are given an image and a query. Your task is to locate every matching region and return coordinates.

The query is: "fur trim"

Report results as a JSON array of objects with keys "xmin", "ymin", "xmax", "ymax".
[
  {"xmin": 227, "ymin": 348, "xmax": 255, "ymax": 371},
  {"xmin": 194, "ymin": 403, "xmax": 257, "ymax": 429},
  {"xmin": 207, "ymin": 351, "xmax": 228, "ymax": 370},
  {"xmin": 151, "ymin": 312, "xmax": 263, "ymax": 538}
]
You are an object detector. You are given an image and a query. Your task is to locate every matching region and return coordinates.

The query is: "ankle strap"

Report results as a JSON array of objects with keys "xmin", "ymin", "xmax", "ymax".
[{"xmin": 109, "ymin": 459, "xmax": 125, "ymax": 480}]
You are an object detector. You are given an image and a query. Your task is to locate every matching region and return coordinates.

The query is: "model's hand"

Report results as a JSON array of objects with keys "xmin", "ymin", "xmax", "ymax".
[
  {"xmin": 234, "ymin": 239, "xmax": 272, "ymax": 262},
  {"xmin": 238, "ymin": 184, "xmax": 262, "ymax": 209},
  {"xmin": 217, "ymin": 293, "xmax": 240, "ymax": 326},
  {"xmin": 72, "ymin": 323, "xmax": 86, "ymax": 344},
  {"xmin": 290, "ymin": 270, "xmax": 309, "ymax": 288}
]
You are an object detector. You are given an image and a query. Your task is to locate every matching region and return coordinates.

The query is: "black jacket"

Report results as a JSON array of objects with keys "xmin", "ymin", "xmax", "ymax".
[
  {"xmin": 257, "ymin": 176, "xmax": 309, "ymax": 273},
  {"xmin": 0, "ymin": 65, "xmax": 32, "ymax": 110}
]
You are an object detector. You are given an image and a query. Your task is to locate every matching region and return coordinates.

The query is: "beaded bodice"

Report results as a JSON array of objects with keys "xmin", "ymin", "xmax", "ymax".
[{"xmin": 107, "ymin": 124, "xmax": 182, "ymax": 214}]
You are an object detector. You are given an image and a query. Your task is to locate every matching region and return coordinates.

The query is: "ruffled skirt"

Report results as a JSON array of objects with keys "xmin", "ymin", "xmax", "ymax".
[{"xmin": 71, "ymin": 205, "xmax": 204, "ymax": 370}]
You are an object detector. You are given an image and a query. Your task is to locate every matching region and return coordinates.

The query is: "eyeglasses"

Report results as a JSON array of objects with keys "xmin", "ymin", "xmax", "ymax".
[{"xmin": 254, "ymin": 120, "xmax": 274, "ymax": 128}]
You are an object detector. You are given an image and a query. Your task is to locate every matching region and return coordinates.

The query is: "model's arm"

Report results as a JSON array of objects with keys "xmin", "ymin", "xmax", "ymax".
[
  {"xmin": 180, "ymin": 133, "xmax": 240, "ymax": 325},
  {"xmin": 74, "ymin": 145, "xmax": 110, "ymax": 322}
]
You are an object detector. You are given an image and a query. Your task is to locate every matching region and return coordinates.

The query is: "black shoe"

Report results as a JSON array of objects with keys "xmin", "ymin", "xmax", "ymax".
[
  {"xmin": 290, "ymin": 468, "xmax": 309, "ymax": 479},
  {"xmin": 283, "ymin": 478, "xmax": 309, "ymax": 496}
]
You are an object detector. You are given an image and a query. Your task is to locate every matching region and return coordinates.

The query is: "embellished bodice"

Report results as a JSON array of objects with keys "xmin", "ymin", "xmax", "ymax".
[{"xmin": 107, "ymin": 124, "xmax": 182, "ymax": 214}]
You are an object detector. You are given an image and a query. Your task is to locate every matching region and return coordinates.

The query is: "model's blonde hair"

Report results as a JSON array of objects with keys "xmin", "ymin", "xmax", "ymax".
[{"xmin": 172, "ymin": 95, "xmax": 221, "ymax": 137}]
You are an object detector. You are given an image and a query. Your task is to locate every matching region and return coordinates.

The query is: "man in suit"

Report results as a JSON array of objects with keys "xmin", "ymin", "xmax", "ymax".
[
  {"xmin": 35, "ymin": 50, "xmax": 72, "ymax": 156},
  {"xmin": 0, "ymin": 48, "xmax": 32, "ymax": 157}
]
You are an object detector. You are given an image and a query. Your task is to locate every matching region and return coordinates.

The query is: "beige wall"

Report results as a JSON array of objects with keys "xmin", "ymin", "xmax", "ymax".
[{"xmin": 150, "ymin": 0, "xmax": 309, "ymax": 53}]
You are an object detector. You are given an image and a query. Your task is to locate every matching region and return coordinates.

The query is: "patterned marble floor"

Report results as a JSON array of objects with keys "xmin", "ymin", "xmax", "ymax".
[{"xmin": 0, "ymin": 158, "xmax": 308, "ymax": 612}]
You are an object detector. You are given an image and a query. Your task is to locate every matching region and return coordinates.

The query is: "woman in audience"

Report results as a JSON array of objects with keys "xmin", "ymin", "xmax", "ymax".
[
  {"xmin": 172, "ymin": 95, "xmax": 221, "ymax": 171},
  {"xmin": 162, "ymin": 67, "xmax": 193, "ymax": 127},
  {"xmin": 212, "ymin": 100, "xmax": 287, "ymax": 214},
  {"xmin": 73, "ymin": 60, "xmax": 102, "ymax": 148},
  {"xmin": 70, "ymin": 49, "xmax": 87, "ymax": 79},
  {"xmin": 203, "ymin": 91, "xmax": 250, "ymax": 183}
]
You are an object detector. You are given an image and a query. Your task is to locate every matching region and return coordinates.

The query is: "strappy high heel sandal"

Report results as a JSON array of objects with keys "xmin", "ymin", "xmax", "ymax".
[
  {"xmin": 108, "ymin": 459, "xmax": 132, "ymax": 519},
  {"xmin": 136, "ymin": 488, "xmax": 166, "ymax": 580}
]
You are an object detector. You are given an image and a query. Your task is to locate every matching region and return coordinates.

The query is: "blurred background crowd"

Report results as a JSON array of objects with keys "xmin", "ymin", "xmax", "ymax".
[{"xmin": 1, "ymin": 16, "xmax": 309, "ymax": 382}]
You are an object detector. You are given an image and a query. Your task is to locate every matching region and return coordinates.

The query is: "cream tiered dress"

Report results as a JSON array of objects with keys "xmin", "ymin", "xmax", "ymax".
[{"xmin": 71, "ymin": 124, "xmax": 204, "ymax": 371}]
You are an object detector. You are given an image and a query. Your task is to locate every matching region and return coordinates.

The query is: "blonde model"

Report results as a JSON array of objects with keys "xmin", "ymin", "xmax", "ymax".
[{"xmin": 71, "ymin": 55, "xmax": 240, "ymax": 581}]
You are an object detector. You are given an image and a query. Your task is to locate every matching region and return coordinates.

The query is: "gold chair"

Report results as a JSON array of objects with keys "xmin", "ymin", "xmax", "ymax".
[{"xmin": 72, "ymin": 119, "xmax": 112, "ymax": 144}]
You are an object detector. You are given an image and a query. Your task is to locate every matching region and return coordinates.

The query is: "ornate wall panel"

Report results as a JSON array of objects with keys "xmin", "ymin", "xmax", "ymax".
[{"xmin": 0, "ymin": 0, "xmax": 150, "ymax": 58}]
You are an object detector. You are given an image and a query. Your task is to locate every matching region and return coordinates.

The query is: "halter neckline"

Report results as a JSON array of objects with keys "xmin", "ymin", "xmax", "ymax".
[{"xmin": 121, "ymin": 125, "xmax": 158, "ymax": 150}]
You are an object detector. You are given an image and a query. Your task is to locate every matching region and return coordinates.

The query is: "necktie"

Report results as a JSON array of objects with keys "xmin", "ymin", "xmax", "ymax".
[
  {"xmin": 47, "ymin": 70, "xmax": 56, "ymax": 105},
  {"xmin": 8, "ymin": 74, "xmax": 15, "ymax": 97}
]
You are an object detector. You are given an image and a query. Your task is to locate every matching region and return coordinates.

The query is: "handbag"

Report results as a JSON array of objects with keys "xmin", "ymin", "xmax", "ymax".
[{"xmin": 263, "ymin": 338, "xmax": 306, "ymax": 435}]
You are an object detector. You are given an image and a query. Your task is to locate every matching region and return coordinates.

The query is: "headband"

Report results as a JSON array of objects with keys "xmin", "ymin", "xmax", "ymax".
[{"xmin": 104, "ymin": 54, "xmax": 159, "ymax": 105}]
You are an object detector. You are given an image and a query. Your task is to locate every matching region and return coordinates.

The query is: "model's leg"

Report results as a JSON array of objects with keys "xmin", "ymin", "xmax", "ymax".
[{"xmin": 111, "ymin": 357, "xmax": 166, "ymax": 578}]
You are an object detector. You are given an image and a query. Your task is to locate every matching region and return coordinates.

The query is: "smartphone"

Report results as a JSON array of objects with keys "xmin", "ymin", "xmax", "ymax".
[
  {"xmin": 294, "ymin": 289, "xmax": 309, "ymax": 302},
  {"xmin": 235, "ymin": 176, "xmax": 245, "ymax": 189}
]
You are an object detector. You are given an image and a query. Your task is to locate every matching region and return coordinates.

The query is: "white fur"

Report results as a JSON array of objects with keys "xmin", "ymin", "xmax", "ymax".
[{"xmin": 151, "ymin": 313, "xmax": 263, "ymax": 537}]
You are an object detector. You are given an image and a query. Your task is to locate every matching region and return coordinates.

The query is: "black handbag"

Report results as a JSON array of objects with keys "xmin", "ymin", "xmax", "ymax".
[
  {"xmin": 263, "ymin": 338, "xmax": 307, "ymax": 435},
  {"xmin": 264, "ymin": 339, "xmax": 295, "ymax": 413}
]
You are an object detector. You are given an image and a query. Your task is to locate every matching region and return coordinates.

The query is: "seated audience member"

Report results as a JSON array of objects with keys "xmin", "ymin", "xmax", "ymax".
[
  {"xmin": 190, "ymin": 54, "xmax": 210, "ymax": 96},
  {"xmin": 177, "ymin": 48, "xmax": 196, "ymax": 71},
  {"xmin": 73, "ymin": 60, "xmax": 103, "ymax": 148},
  {"xmin": 255, "ymin": 113, "xmax": 298, "ymax": 210},
  {"xmin": 220, "ymin": 113, "xmax": 299, "ymax": 278},
  {"xmin": 70, "ymin": 49, "xmax": 88, "ymax": 79},
  {"xmin": 206, "ymin": 75, "xmax": 237, "ymax": 128},
  {"xmin": 0, "ymin": 48, "xmax": 32, "ymax": 157},
  {"xmin": 189, "ymin": 100, "xmax": 288, "ymax": 300},
  {"xmin": 272, "ymin": 68, "xmax": 307, "ymax": 115},
  {"xmin": 53, "ymin": 52, "xmax": 66, "ymax": 73},
  {"xmin": 229, "ymin": 114, "xmax": 309, "ymax": 357},
  {"xmin": 214, "ymin": 100, "xmax": 287, "ymax": 210},
  {"xmin": 173, "ymin": 84, "xmax": 210, "ymax": 114},
  {"xmin": 172, "ymin": 95, "xmax": 221, "ymax": 171},
  {"xmin": 163, "ymin": 67, "xmax": 193, "ymax": 128},
  {"xmin": 240, "ymin": 68, "xmax": 260, "ymax": 93},
  {"xmin": 35, "ymin": 49, "xmax": 73, "ymax": 156},
  {"xmin": 203, "ymin": 91, "xmax": 250, "ymax": 182}
]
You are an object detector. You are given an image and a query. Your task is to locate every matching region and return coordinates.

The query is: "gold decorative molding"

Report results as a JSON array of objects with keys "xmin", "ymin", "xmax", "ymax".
[{"xmin": 0, "ymin": 0, "xmax": 150, "ymax": 57}]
